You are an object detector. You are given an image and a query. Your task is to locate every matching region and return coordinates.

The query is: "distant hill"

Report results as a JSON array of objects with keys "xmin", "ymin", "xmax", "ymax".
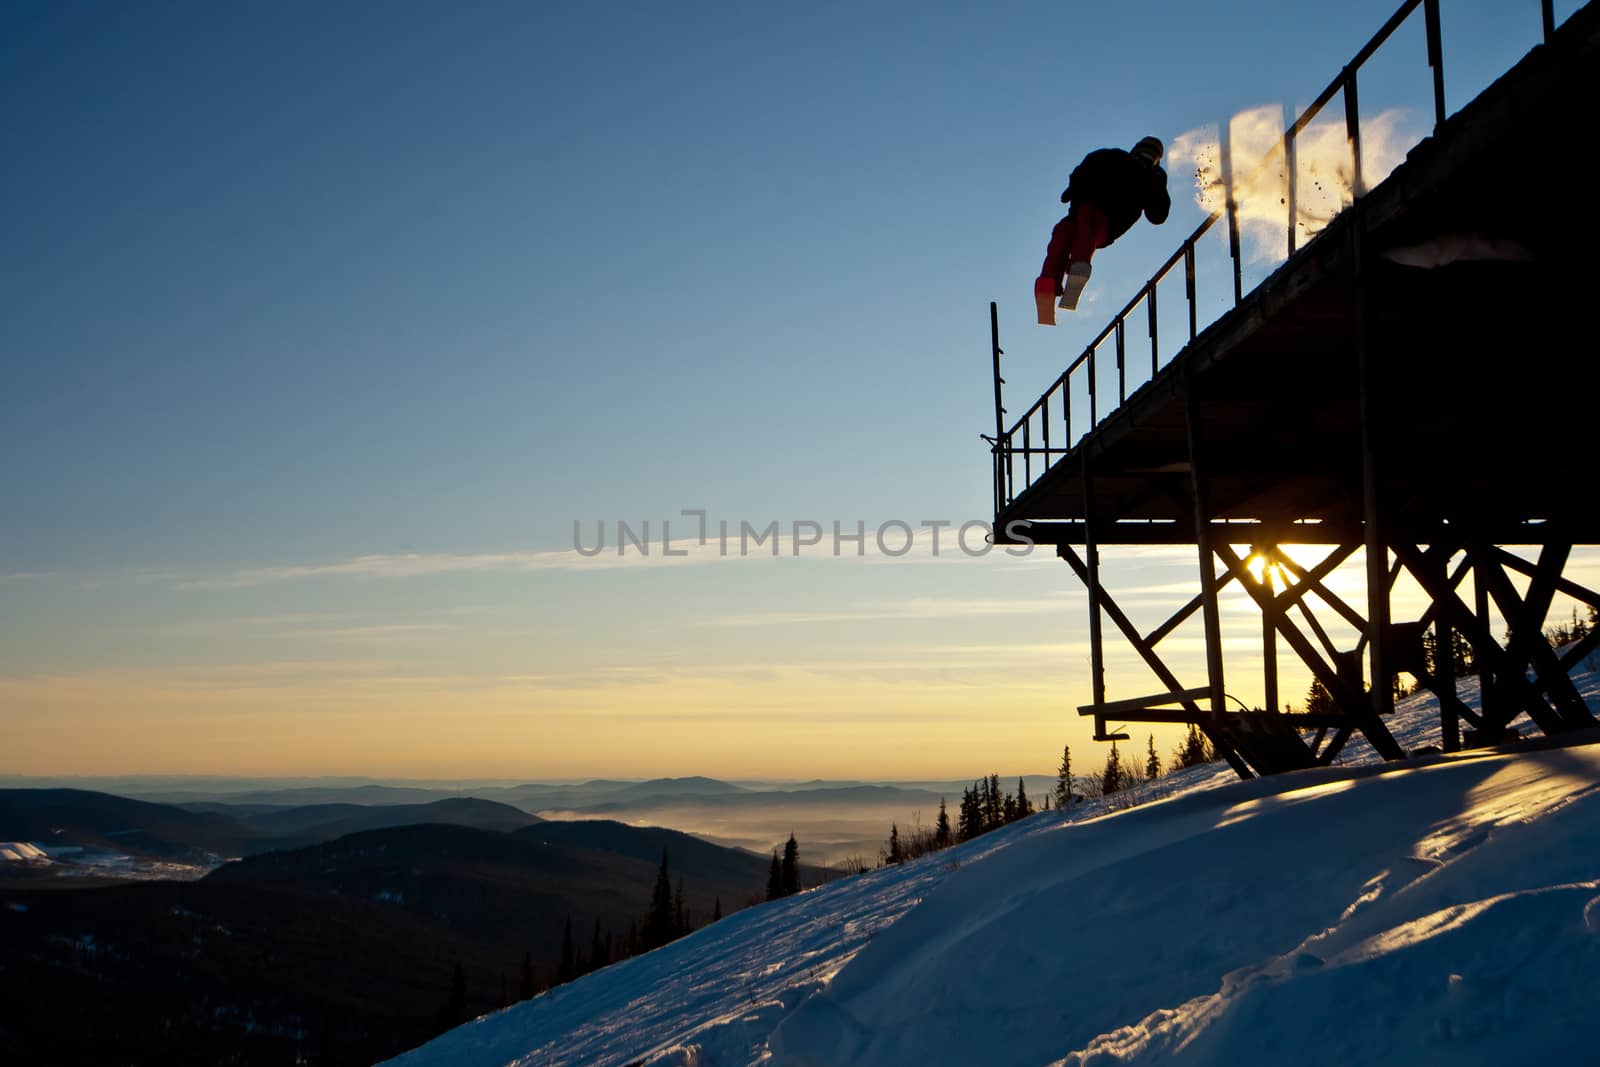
[
  {"xmin": 227, "ymin": 797, "xmax": 540, "ymax": 844},
  {"xmin": 0, "ymin": 788, "xmax": 260, "ymax": 861},
  {"xmin": 0, "ymin": 818, "xmax": 782, "ymax": 1065}
]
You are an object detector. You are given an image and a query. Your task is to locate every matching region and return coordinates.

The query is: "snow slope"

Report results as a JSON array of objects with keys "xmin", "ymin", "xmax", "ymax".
[{"xmin": 389, "ymin": 680, "xmax": 1600, "ymax": 1067}]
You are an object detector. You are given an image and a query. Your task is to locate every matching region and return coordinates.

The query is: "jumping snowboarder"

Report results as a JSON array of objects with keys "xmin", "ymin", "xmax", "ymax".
[{"xmin": 1036, "ymin": 136, "xmax": 1171, "ymax": 325}]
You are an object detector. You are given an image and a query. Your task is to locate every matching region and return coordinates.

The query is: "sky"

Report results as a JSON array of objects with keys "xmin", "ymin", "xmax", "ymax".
[{"xmin": 1, "ymin": 0, "xmax": 1583, "ymax": 780}]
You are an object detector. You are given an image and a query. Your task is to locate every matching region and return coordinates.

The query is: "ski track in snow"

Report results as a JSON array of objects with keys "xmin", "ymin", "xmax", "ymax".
[{"xmin": 388, "ymin": 661, "xmax": 1600, "ymax": 1067}]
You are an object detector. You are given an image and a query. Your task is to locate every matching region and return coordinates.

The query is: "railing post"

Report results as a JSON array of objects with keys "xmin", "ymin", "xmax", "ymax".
[
  {"xmin": 1063, "ymin": 370, "xmax": 1072, "ymax": 444},
  {"xmin": 1344, "ymin": 70, "xmax": 1365, "ymax": 198},
  {"xmin": 1285, "ymin": 129, "xmax": 1298, "ymax": 256},
  {"xmin": 1087, "ymin": 348, "xmax": 1099, "ymax": 426},
  {"xmin": 1424, "ymin": 0, "xmax": 1446, "ymax": 130},
  {"xmin": 1147, "ymin": 286, "xmax": 1160, "ymax": 374},
  {"xmin": 1023, "ymin": 419, "xmax": 1032, "ymax": 490},
  {"xmin": 1221, "ymin": 116, "xmax": 1243, "ymax": 305},
  {"xmin": 990, "ymin": 301, "xmax": 1007, "ymax": 515},
  {"xmin": 1115, "ymin": 320, "xmax": 1126, "ymax": 404},
  {"xmin": 1042, "ymin": 393, "xmax": 1051, "ymax": 466},
  {"xmin": 1543, "ymin": 0, "xmax": 1555, "ymax": 42},
  {"xmin": 1185, "ymin": 244, "xmax": 1197, "ymax": 341}
]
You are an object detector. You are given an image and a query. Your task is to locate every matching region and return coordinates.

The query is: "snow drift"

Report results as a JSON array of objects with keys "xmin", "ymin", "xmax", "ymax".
[{"xmin": 389, "ymin": 694, "xmax": 1600, "ymax": 1067}]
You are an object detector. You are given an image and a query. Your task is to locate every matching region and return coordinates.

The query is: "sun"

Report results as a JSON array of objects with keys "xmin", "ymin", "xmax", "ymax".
[{"xmin": 1245, "ymin": 547, "xmax": 1286, "ymax": 588}]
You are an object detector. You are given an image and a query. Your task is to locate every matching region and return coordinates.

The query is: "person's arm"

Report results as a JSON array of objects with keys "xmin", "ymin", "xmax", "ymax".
[{"xmin": 1144, "ymin": 167, "xmax": 1171, "ymax": 224}]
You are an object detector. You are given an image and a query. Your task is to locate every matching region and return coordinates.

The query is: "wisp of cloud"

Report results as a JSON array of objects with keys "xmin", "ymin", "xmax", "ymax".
[{"xmin": 1169, "ymin": 104, "xmax": 1415, "ymax": 263}]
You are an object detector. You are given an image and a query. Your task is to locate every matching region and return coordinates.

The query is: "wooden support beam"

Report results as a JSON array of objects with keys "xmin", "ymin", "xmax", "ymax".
[
  {"xmin": 1216, "ymin": 542, "xmax": 1406, "ymax": 761},
  {"xmin": 1183, "ymin": 369, "xmax": 1229, "ymax": 728},
  {"xmin": 1144, "ymin": 568, "xmax": 1237, "ymax": 648},
  {"xmin": 1394, "ymin": 542, "xmax": 1566, "ymax": 737},
  {"xmin": 1473, "ymin": 542, "xmax": 1597, "ymax": 730},
  {"xmin": 1077, "ymin": 687, "xmax": 1214, "ymax": 717},
  {"xmin": 1058, "ymin": 544, "xmax": 1254, "ymax": 779},
  {"xmin": 1486, "ymin": 545, "xmax": 1600, "ymax": 610}
]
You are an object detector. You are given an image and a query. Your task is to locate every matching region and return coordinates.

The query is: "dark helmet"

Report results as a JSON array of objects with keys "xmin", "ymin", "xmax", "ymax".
[{"xmin": 1131, "ymin": 136, "xmax": 1164, "ymax": 165}]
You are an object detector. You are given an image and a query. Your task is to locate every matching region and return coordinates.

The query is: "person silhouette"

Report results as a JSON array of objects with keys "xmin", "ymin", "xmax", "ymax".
[{"xmin": 1035, "ymin": 136, "xmax": 1171, "ymax": 324}]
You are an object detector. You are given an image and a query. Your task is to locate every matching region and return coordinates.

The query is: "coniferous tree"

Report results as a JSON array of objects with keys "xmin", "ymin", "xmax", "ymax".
[
  {"xmin": 558, "ymin": 919, "xmax": 576, "ymax": 983},
  {"xmin": 1055, "ymin": 745, "xmax": 1074, "ymax": 808},
  {"xmin": 673, "ymin": 877, "xmax": 687, "ymax": 934},
  {"xmin": 519, "ymin": 951, "xmax": 535, "ymax": 1001},
  {"xmin": 888, "ymin": 823, "xmax": 902, "ymax": 864},
  {"xmin": 589, "ymin": 919, "xmax": 605, "ymax": 974},
  {"xmin": 986, "ymin": 773, "xmax": 1003, "ymax": 829},
  {"xmin": 766, "ymin": 850, "xmax": 783, "ymax": 902},
  {"xmin": 711, "ymin": 896, "xmax": 723, "ymax": 922},
  {"xmin": 1003, "ymin": 791, "xmax": 1017, "ymax": 824},
  {"xmin": 646, "ymin": 849, "xmax": 674, "ymax": 949},
  {"xmin": 1145, "ymin": 734, "xmax": 1161, "ymax": 780},
  {"xmin": 958, "ymin": 785, "xmax": 980, "ymax": 841},
  {"xmin": 439, "ymin": 961, "xmax": 468, "ymax": 1030},
  {"xmin": 1173, "ymin": 723, "xmax": 1210, "ymax": 770},
  {"xmin": 934, "ymin": 797, "xmax": 952, "ymax": 847},
  {"xmin": 1101, "ymin": 741, "xmax": 1124, "ymax": 795},
  {"xmin": 781, "ymin": 833, "xmax": 801, "ymax": 896},
  {"xmin": 1015, "ymin": 777, "xmax": 1032, "ymax": 818}
]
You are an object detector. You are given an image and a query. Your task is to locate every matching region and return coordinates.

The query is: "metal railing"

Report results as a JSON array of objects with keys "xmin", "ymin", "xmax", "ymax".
[{"xmin": 989, "ymin": 0, "xmax": 1563, "ymax": 518}]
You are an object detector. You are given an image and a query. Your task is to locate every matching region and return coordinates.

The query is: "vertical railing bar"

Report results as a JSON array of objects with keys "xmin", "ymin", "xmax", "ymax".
[
  {"xmin": 1543, "ymin": 0, "xmax": 1555, "ymax": 42},
  {"xmin": 1221, "ymin": 117, "xmax": 1242, "ymax": 305},
  {"xmin": 1285, "ymin": 128, "xmax": 1298, "ymax": 257},
  {"xmin": 1063, "ymin": 370, "xmax": 1073, "ymax": 445},
  {"xmin": 1424, "ymin": 0, "xmax": 1446, "ymax": 130},
  {"xmin": 1115, "ymin": 319, "xmax": 1127, "ymax": 404},
  {"xmin": 1088, "ymin": 347, "xmax": 1099, "ymax": 427},
  {"xmin": 1148, "ymin": 285, "xmax": 1160, "ymax": 374},
  {"xmin": 1023, "ymin": 419, "xmax": 1032, "ymax": 489},
  {"xmin": 1042, "ymin": 392, "xmax": 1051, "ymax": 468},
  {"xmin": 1185, "ymin": 243, "xmax": 1197, "ymax": 342},
  {"xmin": 1344, "ymin": 70, "xmax": 1365, "ymax": 198}
]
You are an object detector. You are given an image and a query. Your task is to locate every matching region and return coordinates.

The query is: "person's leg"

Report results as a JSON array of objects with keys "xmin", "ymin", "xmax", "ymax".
[
  {"xmin": 1036, "ymin": 213, "xmax": 1078, "ymax": 325},
  {"xmin": 1068, "ymin": 204, "xmax": 1110, "ymax": 267},
  {"xmin": 1057, "ymin": 205, "xmax": 1110, "ymax": 313},
  {"xmin": 1038, "ymin": 214, "xmax": 1078, "ymax": 294}
]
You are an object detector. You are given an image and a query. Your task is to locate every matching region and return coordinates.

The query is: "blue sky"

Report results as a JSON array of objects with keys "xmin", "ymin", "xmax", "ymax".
[{"xmin": 1, "ymin": 1, "xmax": 1578, "ymax": 778}]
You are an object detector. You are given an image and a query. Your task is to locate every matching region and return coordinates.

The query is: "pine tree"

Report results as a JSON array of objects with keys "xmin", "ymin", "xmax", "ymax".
[
  {"xmin": 673, "ymin": 877, "xmax": 686, "ymax": 934},
  {"xmin": 1305, "ymin": 680, "xmax": 1335, "ymax": 716},
  {"xmin": 519, "ymin": 951, "xmax": 535, "ymax": 1001},
  {"xmin": 711, "ymin": 896, "xmax": 723, "ymax": 923},
  {"xmin": 957, "ymin": 785, "xmax": 980, "ymax": 841},
  {"xmin": 646, "ymin": 849, "xmax": 674, "ymax": 949},
  {"xmin": 1015, "ymin": 777, "xmax": 1032, "ymax": 818},
  {"xmin": 1101, "ymin": 741, "xmax": 1124, "ymax": 795},
  {"xmin": 766, "ymin": 850, "xmax": 783, "ymax": 902},
  {"xmin": 1173, "ymin": 723, "xmax": 1210, "ymax": 770},
  {"xmin": 589, "ymin": 919, "xmax": 605, "ymax": 974},
  {"xmin": 1055, "ymin": 745, "xmax": 1074, "ymax": 808},
  {"xmin": 1003, "ymin": 792, "xmax": 1017, "ymax": 824},
  {"xmin": 781, "ymin": 833, "xmax": 800, "ymax": 896},
  {"xmin": 439, "ymin": 960, "xmax": 468, "ymax": 1030},
  {"xmin": 558, "ymin": 919, "xmax": 576, "ymax": 982},
  {"xmin": 888, "ymin": 823, "xmax": 902, "ymax": 864},
  {"xmin": 934, "ymin": 797, "xmax": 952, "ymax": 847},
  {"xmin": 987, "ymin": 773, "xmax": 1003, "ymax": 829},
  {"xmin": 1145, "ymin": 734, "xmax": 1161, "ymax": 780}
]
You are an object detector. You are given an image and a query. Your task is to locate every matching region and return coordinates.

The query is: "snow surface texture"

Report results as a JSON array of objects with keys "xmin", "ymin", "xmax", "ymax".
[{"xmin": 389, "ymin": 676, "xmax": 1600, "ymax": 1067}]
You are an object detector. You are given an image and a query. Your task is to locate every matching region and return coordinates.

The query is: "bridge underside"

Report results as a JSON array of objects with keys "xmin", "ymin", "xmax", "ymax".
[{"xmin": 994, "ymin": 5, "xmax": 1600, "ymax": 777}]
